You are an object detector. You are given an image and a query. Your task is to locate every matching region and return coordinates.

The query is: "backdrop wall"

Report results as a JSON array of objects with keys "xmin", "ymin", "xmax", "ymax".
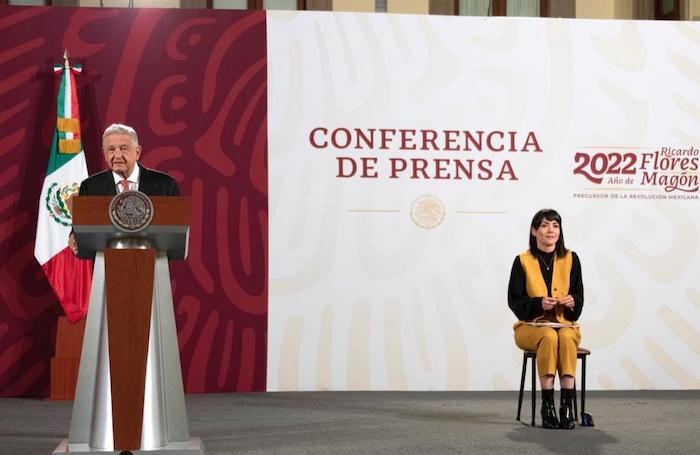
[
  {"xmin": 267, "ymin": 11, "xmax": 700, "ymax": 391},
  {"xmin": 1, "ymin": 7, "xmax": 698, "ymax": 396},
  {"xmin": 0, "ymin": 6, "xmax": 268, "ymax": 396}
]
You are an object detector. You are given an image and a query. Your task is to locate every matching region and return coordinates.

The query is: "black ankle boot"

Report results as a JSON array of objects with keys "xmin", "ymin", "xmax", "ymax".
[
  {"xmin": 559, "ymin": 388, "xmax": 575, "ymax": 429},
  {"xmin": 540, "ymin": 390, "xmax": 559, "ymax": 429}
]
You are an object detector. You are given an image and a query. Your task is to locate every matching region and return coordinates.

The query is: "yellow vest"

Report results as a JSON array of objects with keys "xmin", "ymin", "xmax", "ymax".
[{"xmin": 514, "ymin": 250, "xmax": 575, "ymax": 327}]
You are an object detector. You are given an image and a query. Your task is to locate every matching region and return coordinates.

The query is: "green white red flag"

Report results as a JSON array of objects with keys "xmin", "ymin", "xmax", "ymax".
[{"xmin": 33, "ymin": 56, "xmax": 92, "ymax": 323}]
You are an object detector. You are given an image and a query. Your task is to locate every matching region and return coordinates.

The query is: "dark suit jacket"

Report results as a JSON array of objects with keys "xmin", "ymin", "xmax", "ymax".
[{"xmin": 79, "ymin": 164, "xmax": 180, "ymax": 196}]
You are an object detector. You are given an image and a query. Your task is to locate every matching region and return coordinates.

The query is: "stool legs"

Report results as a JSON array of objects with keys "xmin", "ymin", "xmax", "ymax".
[
  {"xmin": 517, "ymin": 353, "xmax": 527, "ymax": 421},
  {"xmin": 530, "ymin": 354, "xmax": 536, "ymax": 426},
  {"xmin": 515, "ymin": 352, "xmax": 540, "ymax": 426},
  {"xmin": 516, "ymin": 351, "xmax": 591, "ymax": 428},
  {"xmin": 581, "ymin": 355, "xmax": 586, "ymax": 417}
]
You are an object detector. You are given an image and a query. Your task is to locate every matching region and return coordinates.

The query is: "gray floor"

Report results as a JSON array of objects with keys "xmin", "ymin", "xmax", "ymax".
[{"xmin": 2, "ymin": 391, "xmax": 699, "ymax": 455}]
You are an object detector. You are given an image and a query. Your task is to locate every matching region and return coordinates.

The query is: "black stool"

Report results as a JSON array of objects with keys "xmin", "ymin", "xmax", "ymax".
[{"xmin": 516, "ymin": 347, "xmax": 591, "ymax": 426}]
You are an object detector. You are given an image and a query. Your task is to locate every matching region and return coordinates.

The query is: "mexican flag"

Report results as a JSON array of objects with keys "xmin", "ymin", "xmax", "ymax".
[{"xmin": 33, "ymin": 58, "xmax": 92, "ymax": 323}]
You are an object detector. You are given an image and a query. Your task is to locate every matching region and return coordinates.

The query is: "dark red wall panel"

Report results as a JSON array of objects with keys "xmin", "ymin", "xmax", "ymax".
[{"xmin": 0, "ymin": 5, "xmax": 268, "ymax": 396}]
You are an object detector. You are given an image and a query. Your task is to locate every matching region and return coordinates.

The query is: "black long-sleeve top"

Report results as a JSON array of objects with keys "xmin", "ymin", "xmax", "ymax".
[{"xmin": 507, "ymin": 249, "xmax": 584, "ymax": 322}]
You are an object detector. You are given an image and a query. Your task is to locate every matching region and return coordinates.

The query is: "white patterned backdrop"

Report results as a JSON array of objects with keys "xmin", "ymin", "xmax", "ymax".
[{"xmin": 266, "ymin": 11, "xmax": 700, "ymax": 391}]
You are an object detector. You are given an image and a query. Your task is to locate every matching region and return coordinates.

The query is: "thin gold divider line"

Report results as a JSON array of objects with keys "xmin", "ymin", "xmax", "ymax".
[
  {"xmin": 455, "ymin": 211, "xmax": 507, "ymax": 214},
  {"xmin": 581, "ymin": 187, "xmax": 654, "ymax": 191},
  {"xmin": 347, "ymin": 209, "xmax": 400, "ymax": 213}
]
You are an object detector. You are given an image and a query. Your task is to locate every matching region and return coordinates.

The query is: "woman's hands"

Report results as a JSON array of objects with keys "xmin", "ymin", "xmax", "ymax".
[
  {"xmin": 541, "ymin": 296, "xmax": 557, "ymax": 311},
  {"xmin": 558, "ymin": 294, "xmax": 575, "ymax": 309},
  {"xmin": 541, "ymin": 295, "xmax": 575, "ymax": 310}
]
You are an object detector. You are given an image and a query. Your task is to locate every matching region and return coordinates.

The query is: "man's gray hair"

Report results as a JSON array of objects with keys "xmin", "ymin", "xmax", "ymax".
[{"xmin": 102, "ymin": 123, "xmax": 139, "ymax": 146}]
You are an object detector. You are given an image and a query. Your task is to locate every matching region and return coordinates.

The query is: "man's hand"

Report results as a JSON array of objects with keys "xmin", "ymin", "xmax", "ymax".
[
  {"xmin": 69, "ymin": 233, "xmax": 78, "ymax": 256},
  {"xmin": 557, "ymin": 295, "xmax": 575, "ymax": 309},
  {"xmin": 541, "ymin": 296, "xmax": 557, "ymax": 311}
]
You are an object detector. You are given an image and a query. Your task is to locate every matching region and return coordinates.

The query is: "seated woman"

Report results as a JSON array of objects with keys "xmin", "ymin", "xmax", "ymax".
[{"xmin": 508, "ymin": 208, "xmax": 584, "ymax": 429}]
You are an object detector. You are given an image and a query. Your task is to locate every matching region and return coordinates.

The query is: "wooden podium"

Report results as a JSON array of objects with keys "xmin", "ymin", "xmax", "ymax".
[{"xmin": 54, "ymin": 194, "xmax": 204, "ymax": 455}]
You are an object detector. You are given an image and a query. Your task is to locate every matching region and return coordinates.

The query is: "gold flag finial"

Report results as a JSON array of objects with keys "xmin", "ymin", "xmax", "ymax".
[{"xmin": 63, "ymin": 49, "xmax": 70, "ymax": 67}]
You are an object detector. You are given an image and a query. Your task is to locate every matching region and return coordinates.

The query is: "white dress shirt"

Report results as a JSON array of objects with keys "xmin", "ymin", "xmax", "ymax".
[{"xmin": 112, "ymin": 165, "xmax": 140, "ymax": 193}]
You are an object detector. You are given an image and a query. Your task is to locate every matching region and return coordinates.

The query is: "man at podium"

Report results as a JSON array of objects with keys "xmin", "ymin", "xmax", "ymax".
[
  {"xmin": 80, "ymin": 123, "xmax": 179, "ymax": 196},
  {"xmin": 69, "ymin": 123, "xmax": 179, "ymax": 254},
  {"xmin": 61, "ymin": 124, "xmax": 201, "ymax": 454}
]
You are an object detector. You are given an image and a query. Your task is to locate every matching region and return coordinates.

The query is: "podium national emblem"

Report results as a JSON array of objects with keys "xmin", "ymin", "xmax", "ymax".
[{"xmin": 109, "ymin": 191, "xmax": 154, "ymax": 232}]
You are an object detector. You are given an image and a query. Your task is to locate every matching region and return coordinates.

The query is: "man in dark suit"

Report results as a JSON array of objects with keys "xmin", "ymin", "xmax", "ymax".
[
  {"xmin": 79, "ymin": 123, "xmax": 179, "ymax": 196},
  {"xmin": 68, "ymin": 123, "xmax": 179, "ymax": 254}
]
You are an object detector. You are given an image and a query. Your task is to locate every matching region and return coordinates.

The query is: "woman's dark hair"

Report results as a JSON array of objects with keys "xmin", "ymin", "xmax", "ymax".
[{"xmin": 529, "ymin": 208, "xmax": 567, "ymax": 257}]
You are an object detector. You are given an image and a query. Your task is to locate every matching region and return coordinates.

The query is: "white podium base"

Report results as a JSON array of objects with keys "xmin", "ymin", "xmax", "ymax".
[
  {"xmin": 53, "ymin": 437, "xmax": 205, "ymax": 454},
  {"xmin": 65, "ymin": 252, "xmax": 199, "ymax": 452}
]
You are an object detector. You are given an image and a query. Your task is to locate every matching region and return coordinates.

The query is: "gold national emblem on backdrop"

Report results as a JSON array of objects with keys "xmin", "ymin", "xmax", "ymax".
[
  {"xmin": 410, "ymin": 194, "xmax": 445, "ymax": 229},
  {"xmin": 109, "ymin": 191, "xmax": 154, "ymax": 232}
]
